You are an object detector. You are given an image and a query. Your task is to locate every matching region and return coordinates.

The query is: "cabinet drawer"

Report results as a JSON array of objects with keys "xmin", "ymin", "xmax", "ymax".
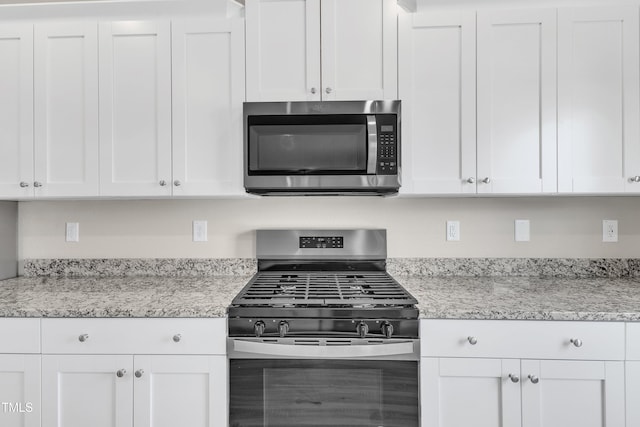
[
  {"xmin": 420, "ymin": 319, "xmax": 625, "ymax": 360},
  {"xmin": 0, "ymin": 318, "xmax": 40, "ymax": 353},
  {"xmin": 42, "ymin": 318, "xmax": 226, "ymax": 355},
  {"xmin": 626, "ymin": 322, "xmax": 640, "ymax": 360}
]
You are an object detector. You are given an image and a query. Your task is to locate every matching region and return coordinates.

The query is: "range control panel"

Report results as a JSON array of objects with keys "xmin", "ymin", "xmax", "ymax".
[
  {"xmin": 299, "ymin": 236, "xmax": 344, "ymax": 249},
  {"xmin": 376, "ymin": 114, "xmax": 398, "ymax": 175}
]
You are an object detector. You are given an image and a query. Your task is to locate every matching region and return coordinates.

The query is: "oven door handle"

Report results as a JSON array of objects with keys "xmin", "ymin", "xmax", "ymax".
[
  {"xmin": 232, "ymin": 339, "xmax": 416, "ymax": 359},
  {"xmin": 366, "ymin": 115, "xmax": 378, "ymax": 174}
]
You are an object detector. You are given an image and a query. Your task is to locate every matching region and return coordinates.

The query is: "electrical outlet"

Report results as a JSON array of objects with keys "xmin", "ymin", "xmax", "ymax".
[
  {"xmin": 193, "ymin": 220, "xmax": 208, "ymax": 242},
  {"xmin": 65, "ymin": 222, "xmax": 79, "ymax": 242},
  {"xmin": 446, "ymin": 221, "xmax": 460, "ymax": 241},
  {"xmin": 603, "ymin": 220, "xmax": 618, "ymax": 242},
  {"xmin": 515, "ymin": 219, "xmax": 530, "ymax": 242}
]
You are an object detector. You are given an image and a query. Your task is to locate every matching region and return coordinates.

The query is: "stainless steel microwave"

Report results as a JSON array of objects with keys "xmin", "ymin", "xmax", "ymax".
[{"xmin": 243, "ymin": 100, "xmax": 401, "ymax": 196}]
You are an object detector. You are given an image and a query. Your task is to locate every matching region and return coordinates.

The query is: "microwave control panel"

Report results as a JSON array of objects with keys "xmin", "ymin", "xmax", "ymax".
[{"xmin": 376, "ymin": 115, "xmax": 398, "ymax": 175}]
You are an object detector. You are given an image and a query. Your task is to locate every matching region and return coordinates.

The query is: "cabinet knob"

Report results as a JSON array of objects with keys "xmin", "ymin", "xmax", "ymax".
[
  {"xmin": 135, "ymin": 369, "xmax": 144, "ymax": 378},
  {"xmin": 466, "ymin": 177, "xmax": 475, "ymax": 184},
  {"xmin": 172, "ymin": 334, "xmax": 182, "ymax": 343},
  {"xmin": 481, "ymin": 177, "xmax": 491, "ymax": 184},
  {"xmin": 467, "ymin": 336, "xmax": 478, "ymax": 345},
  {"xmin": 325, "ymin": 87, "xmax": 333, "ymax": 94},
  {"xmin": 19, "ymin": 182, "xmax": 30, "ymax": 188},
  {"xmin": 116, "ymin": 369, "xmax": 126, "ymax": 378},
  {"xmin": 33, "ymin": 182, "xmax": 42, "ymax": 188},
  {"xmin": 159, "ymin": 180, "xmax": 167, "ymax": 186},
  {"xmin": 173, "ymin": 180, "xmax": 181, "ymax": 187},
  {"xmin": 508, "ymin": 374, "xmax": 520, "ymax": 383},
  {"xmin": 310, "ymin": 87, "xmax": 317, "ymax": 94},
  {"xmin": 78, "ymin": 334, "xmax": 89, "ymax": 342},
  {"xmin": 570, "ymin": 338, "xmax": 583, "ymax": 347},
  {"xmin": 630, "ymin": 176, "xmax": 640, "ymax": 183},
  {"xmin": 528, "ymin": 375, "xmax": 540, "ymax": 384}
]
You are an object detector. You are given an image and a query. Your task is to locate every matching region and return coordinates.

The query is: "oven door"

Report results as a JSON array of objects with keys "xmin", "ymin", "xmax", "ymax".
[{"xmin": 228, "ymin": 338, "xmax": 419, "ymax": 427}]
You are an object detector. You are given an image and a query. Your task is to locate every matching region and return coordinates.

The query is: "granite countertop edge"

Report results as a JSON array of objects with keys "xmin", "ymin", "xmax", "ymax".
[{"xmin": 1, "ymin": 275, "xmax": 639, "ymax": 321}]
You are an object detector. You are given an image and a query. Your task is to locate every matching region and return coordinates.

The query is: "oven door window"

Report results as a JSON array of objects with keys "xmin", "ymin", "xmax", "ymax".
[
  {"xmin": 248, "ymin": 115, "xmax": 368, "ymax": 175},
  {"xmin": 229, "ymin": 359, "xmax": 418, "ymax": 427}
]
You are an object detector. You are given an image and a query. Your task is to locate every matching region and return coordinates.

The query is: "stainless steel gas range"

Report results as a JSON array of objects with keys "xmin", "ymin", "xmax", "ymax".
[{"xmin": 227, "ymin": 229, "xmax": 419, "ymax": 427}]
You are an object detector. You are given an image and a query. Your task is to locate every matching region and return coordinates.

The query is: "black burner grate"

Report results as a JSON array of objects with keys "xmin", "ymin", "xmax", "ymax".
[{"xmin": 232, "ymin": 271, "xmax": 417, "ymax": 306}]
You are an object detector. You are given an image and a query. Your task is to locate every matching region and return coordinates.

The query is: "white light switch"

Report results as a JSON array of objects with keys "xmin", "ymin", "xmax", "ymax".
[
  {"xmin": 66, "ymin": 222, "xmax": 79, "ymax": 242},
  {"xmin": 193, "ymin": 220, "xmax": 207, "ymax": 242},
  {"xmin": 515, "ymin": 219, "xmax": 530, "ymax": 242},
  {"xmin": 446, "ymin": 221, "xmax": 460, "ymax": 241},
  {"xmin": 603, "ymin": 220, "xmax": 618, "ymax": 242}
]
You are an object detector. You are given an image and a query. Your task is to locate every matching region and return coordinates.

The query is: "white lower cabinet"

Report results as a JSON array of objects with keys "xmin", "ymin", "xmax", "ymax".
[
  {"xmin": 420, "ymin": 320, "xmax": 626, "ymax": 427},
  {"xmin": 40, "ymin": 318, "xmax": 227, "ymax": 427}
]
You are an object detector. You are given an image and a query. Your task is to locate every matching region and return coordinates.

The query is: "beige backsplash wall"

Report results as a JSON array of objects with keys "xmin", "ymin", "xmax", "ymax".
[{"xmin": 17, "ymin": 196, "xmax": 640, "ymax": 260}]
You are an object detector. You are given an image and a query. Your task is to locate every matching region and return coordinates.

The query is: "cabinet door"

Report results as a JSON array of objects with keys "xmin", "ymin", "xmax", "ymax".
[
  {"xmin": 42, "ymin": 355, "xmax": 133, "ymax": 427},
  {"xmin": 627, "ymin": 361, "xmax": 640, "ymax": 427},
  {"xmin": 521, "ymin": 360, "xmax": 625, "ymax": 427},
  {"xmin": 421, "ymin": 358, "xmax": 521, "ymax": 427},
  {"xmin": 245, "ymin": 0, "xmax": 321, "ymax": 101},
  {"xmin": 34, "ymin": 22, "xmax": 99, "ymax": 198},
  {"xmin": 0, "ymin": 24, "xmax": 34, "ymax": 199},
  {"xmin": 398, "ymin": 11, "xmax": 476, "ymax": 194},
  {"xmin": 0, "ymin": 355, "xmax": 41, "ymax": 427},
  {"xmin": 133, "ymin": 355, "xmax": 227, "ymax": 427},
  {"xmin": 172, "ymin": 18, "xmax": 245, "ymax": 196},
  {"xmin": 99, "ymin": 21, "xmax": 172, "ymax": 197},
  {"xmin": 558, "ymin": 7, "xmax": 640, "ymax": 193},
  {"xmin": 477, "ymin": 9, "xmax": 557, "ymax": 194},
  {"xmin": 321, "ymin": 0, "xmax": 397, "ymax": 100}
]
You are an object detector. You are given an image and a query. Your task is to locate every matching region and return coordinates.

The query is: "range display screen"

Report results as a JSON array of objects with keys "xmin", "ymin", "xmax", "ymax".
[{"xmin": 299, "ymin": 236, "xmax": 344, "ymax": 249}]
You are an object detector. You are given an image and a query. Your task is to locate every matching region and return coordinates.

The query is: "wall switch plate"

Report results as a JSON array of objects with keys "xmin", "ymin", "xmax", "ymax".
[
  {"xmin": 446, "ymin": 221, "xmax": 460, "ymax": 241},
  {"xmin": 603, "ymin": 220, "xmax": 618, "ymax": 242},
  {"xmin": 193, "ymin": 220, "xmax": 208, "ymax": 242},
  {"xmin": 65, "ymin": 222, "xmax": 79, "ymax": 242},
  {"xmin": 515, "ymin": 219, "xmax": 530, "ymax": 242}
]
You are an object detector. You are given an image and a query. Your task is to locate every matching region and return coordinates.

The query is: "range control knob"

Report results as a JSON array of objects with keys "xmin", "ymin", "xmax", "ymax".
[
  {"xmin": 381, "ymin": 321, "xmax": 394, "ymax": 338},
  {"xmin": 278, "ymin": 321, "xmax": 290, "ymax": 338},
  {"xmin": 357, "ymin": 321, "xmax": 369, "ymax": 338},
  {"xmin": 253, "ymin": 320, "xmax": 266, "ymax": 337}
]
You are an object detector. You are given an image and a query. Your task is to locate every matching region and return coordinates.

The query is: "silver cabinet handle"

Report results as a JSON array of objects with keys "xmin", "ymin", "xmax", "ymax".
[
  {"xmin": 135, "ymin": 369, "xmax": 144, "ymax": 378},
  {"xmin": 466, "ymin": 177, "xmax": 475, "ymax": 184},
  {"xmin": 467, "ymin": 336, "xmax": 478, "ymax": 345},
  {"xmin": 173, "ymin": 180, "xmax": 181, "ymax": 187},
  {"xmin": 19, "ymin": 182, "xmax": 30, "ymax": 188},
  {"xmin": 325, "ymin": 87, "xmax": 333, "ymax": 94},
  {"xmin": 630, "ymin": 176, "xmax": 640, "ymax": 183},
  {"xmin": 78, "ymin": 334, "xmax": 89, "ymax": 342},
  {"xmin": 33, "ymin": 182, "xmax": 42, "ymax": 188},
  {"xmin": 481, "ymin": 177, "xmax": 491, "ymax": 184},
  {"xmin": 116, "ymin": 369, "xmax": 126, "ymax": 378},
  {"xmin": 310, "ymin": 87, "xmax": 317, "ymax": 94},
  {"xmin": 570, "ymin": 338, "xmax": 583, "ymax": 347},
  {"xmin": 159, "ymin": 180, "xmax": 167, "ymax": 186},
  {"xmin": 508, "ymin": 374, "xmax": 520, "ymax": 383},
  {"xmin": 528, "ymin": 375, "xmax": 539, "ymax": 384},
  {"xmin": 172, "ymin": 334, "xmax": 182, "ymax": 343}
]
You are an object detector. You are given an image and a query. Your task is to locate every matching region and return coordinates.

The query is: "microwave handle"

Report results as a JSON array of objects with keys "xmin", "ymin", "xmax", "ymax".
[{"xmin": 366, "ymin": 115, "xmax": 378, "ymax": 174}]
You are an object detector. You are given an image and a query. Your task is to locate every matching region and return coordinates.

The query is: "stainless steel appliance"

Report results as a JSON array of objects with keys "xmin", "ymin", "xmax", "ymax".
[
  {"xmin": 0, "ymin": 202, "xmax": 18, "ymax": 280},
  {"xmin": 228, "ymin": 229, "xmax": 419, "ymax": 427},
  {"xmin": 243, "ymin": 100, "xmax": 401, "ymax": 196}
]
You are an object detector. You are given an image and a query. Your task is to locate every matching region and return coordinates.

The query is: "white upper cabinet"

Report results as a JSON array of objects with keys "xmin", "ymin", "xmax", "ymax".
[
  {"xmin": 246, "ymin": 0, "xmax": 397, "ymax": 102},
  {"xmin": 99, "ymin": 21, "xmax": 172, "ymax": 197},
  {"xmin": 34, "ymin": 22, "xmax": 99, "ymax": 197},
  {"xmin": 399, "ymin": 11, "xmax": 476, "ymax": 194},
  {"xmin": 558, "ymin": 6, "xmax": 640, "ymax": 193},
  {"xmin": 171, "ymin": 18, "xmax": 245, "ymax": 196},
  {"xmin": 477, "ymin": 9, "xmax": 557, "ymax": 194},
  {"xmin": 0, "ymin": 24, "xmax": 34, "ymax": 199}
]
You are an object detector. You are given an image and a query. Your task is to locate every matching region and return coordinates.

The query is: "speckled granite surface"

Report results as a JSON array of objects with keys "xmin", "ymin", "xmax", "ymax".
[{"xmin": 1, "ymin": 274, "xmax": 640, "ymax": 321}]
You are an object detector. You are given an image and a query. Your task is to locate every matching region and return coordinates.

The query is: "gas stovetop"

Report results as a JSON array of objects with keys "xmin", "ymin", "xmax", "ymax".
[{"xmin": 228, "ymin": 229, "xmax": 419, "ymax": 339}]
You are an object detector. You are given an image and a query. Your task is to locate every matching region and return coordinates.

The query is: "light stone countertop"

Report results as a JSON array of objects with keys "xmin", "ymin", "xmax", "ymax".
[{"xmin": 1, "ymin": 275, "xmax": 640, "ymax": 321}]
